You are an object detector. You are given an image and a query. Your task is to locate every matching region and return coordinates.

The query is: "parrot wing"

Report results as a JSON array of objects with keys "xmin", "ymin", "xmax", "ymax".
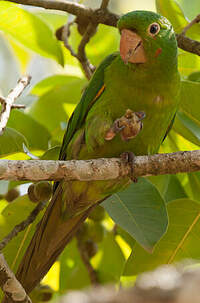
[
  {"xmin": 59, "ymin": 53, "xmax": 118, "ymax": 161},
  {"xmin": 162, "ymin": 113, "xmax": 176, "ymax": 143}
]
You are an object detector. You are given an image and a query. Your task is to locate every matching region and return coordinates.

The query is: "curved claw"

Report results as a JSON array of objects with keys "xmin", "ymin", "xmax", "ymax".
[{"xmin": 120, "ymin": 151, "xmax": 138, "ymax": 183}]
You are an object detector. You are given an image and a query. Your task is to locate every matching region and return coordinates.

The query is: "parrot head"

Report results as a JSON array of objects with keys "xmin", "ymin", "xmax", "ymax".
[{"xmin": 117, "ymin": 11, "xmax": 177, "ymax": 67}]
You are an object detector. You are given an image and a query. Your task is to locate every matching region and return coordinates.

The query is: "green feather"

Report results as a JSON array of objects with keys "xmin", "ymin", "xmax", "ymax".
[{"xmin": 59, "ymin": 53, "xmax": 118, "ymax": 161}]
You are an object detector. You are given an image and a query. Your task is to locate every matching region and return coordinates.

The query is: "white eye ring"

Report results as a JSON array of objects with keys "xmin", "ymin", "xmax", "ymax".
[{"xmin": 148, "ymin": 23, "xmax": 160, "ymax": 36}]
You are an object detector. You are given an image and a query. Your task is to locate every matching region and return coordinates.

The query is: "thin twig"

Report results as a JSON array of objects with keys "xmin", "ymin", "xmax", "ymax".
[
  {"xmin": 77, "ymin": 22, "xmax": 97, "ymax": 79},
  {"xmin": 11, "ymin": 104, "xmax": 26, "ymax": 109},
  {"xmin": 100, "ymin": 0, "xmax": 110, "ymax": 9},
  {"xmin": 76, "ymin": 236, "xmax": 99, "ymax": 285},
  {"xmin": 181, "ymin": 14, "xmax": 200, "ymax": 36},
  {"xmin": 0, "ymin": 253, "xmax": 31, "ymax": 303},
  {"xmin": 0, "ymin": 76, "xmax": 31, "ymax": 135},
  {"xmin": 62, "ymin": 20, "xmax": 78, "ymax": 58},
  {"xmin": 0, "ymin": 150, "xmax": 200, "ymax": 182},
  {"xmin": 61, "ymin": 20, "xmax": 96, "ymax": 79},
  {"xmin": 0, "ymin": 201, "xmax": 46, "ymax": 251}
]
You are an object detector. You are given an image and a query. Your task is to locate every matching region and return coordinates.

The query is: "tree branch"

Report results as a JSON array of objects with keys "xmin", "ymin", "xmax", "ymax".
[
  {"xmin": 76, "ymin": 236, "xmax": 99, "ymax": 285},
  {"xmin": 0, "ymin": 253, "xmax": 31, "ymax": 303},
  {"xmin": 0, "ymin": 76, "xmax": 31, "ymax": 135},
  {"xmin": 0, "ymin": 150, "xmax": 199, "ymax": 182},
  {"xmin": 6, "ymin": 0, "xmax": 200, "ymax": 57}
]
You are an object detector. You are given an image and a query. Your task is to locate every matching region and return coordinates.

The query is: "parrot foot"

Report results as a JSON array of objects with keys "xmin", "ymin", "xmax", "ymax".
[
  {"xmin": 120, "ymin": 151, "xmax": 138, "ymax": 183},
  {"xmin": 105, "ymin": 109, "xmax": 146, "ymax": 142}
]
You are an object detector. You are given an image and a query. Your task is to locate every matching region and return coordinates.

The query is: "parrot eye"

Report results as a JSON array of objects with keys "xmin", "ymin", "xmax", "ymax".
[{"xmin": 148, "ymin": 23, "xmax": 160, "ymax": 36}]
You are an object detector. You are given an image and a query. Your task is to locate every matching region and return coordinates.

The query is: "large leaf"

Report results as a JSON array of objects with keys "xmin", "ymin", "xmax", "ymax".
[
  {"xmin": 164, "ymin": 175, "xmax": 188, "ymax": 202},
  {"xmin": 29, "ymin": 77, "xmax": 86, "ymax": 138},
  {"xmin": 148, "ymin": 175, "xmax": 188, "ymax": 202},
  {"xmin": 156, "ymin": 0, "xmax": 187, "ymax": 33},
  {"xmin": 31, "ymin": 75, "xmax": 84, "ymax": 97},
  {"xmin": 124, "ymin": 199, "xmax": 200, "ymax": 276},
  {"xmin": 0, "ymin": 195, "xmax": 45, "ymax": 301},
  {"xmin": 188, "ymin": 172, "xmax": 200, "ymax": 202},
  {"xmin": 0, "ymin": 127, "xmax": 28, "ymax": 157},
  {"xmin": 59, "ymin": 238, "xmax": 90, "ymax": 293},
  {"xmin": 103, "ymin": 178, "xmax": 168, "ymax": 252},
  {"xmin": 7, "ymin": 110, "xmax": 51, "ymax": 150},
  {"xmin": 180, "ymin": 80, "xmax": 200, "ymax": 123},
  {"xmin": 0, "ymin": 1, "xmax": 64, "ymax": 65},
  {"xmin": 179, "ymin": 52, "xmax": 200, "ymax": 77},
  {"xmin": 176, "ymin": 0, "xmax": 200, "ymax": 20},
  {"xmin": 0, "ymin": 195, "xmax": 45, "ymax": 273},
  {"xmin": 156, "ymin": 0, "xmax": 200, "ymax": 37},
  {"xmin": 96, "ymin": 232, "xmax": 125, "ymax": 283},
  {"xmin": 174, "ymin": 111, "xmax": 200, "ymax": 146}
]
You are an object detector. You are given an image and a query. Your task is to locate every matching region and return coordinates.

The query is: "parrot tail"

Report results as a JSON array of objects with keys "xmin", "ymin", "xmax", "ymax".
[{"xmin": 15, "ymin": 184, "xmax": 97, "ymax": 294}]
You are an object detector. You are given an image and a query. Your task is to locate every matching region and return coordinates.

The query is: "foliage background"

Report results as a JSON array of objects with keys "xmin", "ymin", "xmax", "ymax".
[{"xmin": 0, "ymin": 0, "xmax": 200, "ymax": 302}]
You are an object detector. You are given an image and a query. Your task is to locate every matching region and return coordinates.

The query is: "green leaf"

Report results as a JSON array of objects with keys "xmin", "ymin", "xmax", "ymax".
[
  {"xmin": 188, "ymin": 172, "xmax": 200, "ymax": 202},
  {"xmin": 174, "ymin": 111, "xmax": 200, "ymax": 146},
  {"xmin": 176, "ymin": 0, "xmax": 200, "ymax": 20},
  {"xmin": 156, "ymin": 0, "xmax": 187, "ymax": 33},
  {"xmin": 180, "ymin": 80, "xmax": 200, "ymax": 123},
  {"xmin": 187, "ymin": 71, "xmax": 200, "ymax": 82},
  {"xmin": 124, "ymin": 199, "xmax": 200, "ymax": 276},
  {"xmin": 148, "ymin": 175, "xmax": 170, "ymax": 197},
  {"xmin": 0, "ymin": 1, "xmax": 64, "ymax": 65},
  {"xmin": 179, "ymin": 52, "xmax": 200, "ymax": 77},
  {"xmin": 7, "ymin": 110, "xmax": 51, "ymax": 150},
  {"xmin": 96, "ymin": 232, "xmax": 125, "ymax": 283},
  {"xmin": 164, "ymin": 175, "xmax": 188, "ymax": 202},
  {"xmin": 0, "ymin": 127, "xmax": 28, "ymax": 157},
  {"xmin": 31, "ymin": 75, "xmax": 84, "ymax": 97},
  {"xmin": 40, "ymin": 146, "xmax": 60, "ymax": 160},
  {"xmin": 103, "ymin": 178, "xmax": 168, "ymax": 252},
  {"xmin": 35, "ymin": 11, "xmax": 67, "ymax": 32},
  {"xmin": 156, "ymin": 0, "xmax": 200, "ymax": 37},
  {"xmin": 59, "ymin": 238, "xmax": 90, "ymax": 293},
  {"xmin": 0, "ymin": 195, "xmax": 45, "ymax": 273},
  {"xmin": 29, "ymin": 77, "xmax": 86, "ymax": 137}
]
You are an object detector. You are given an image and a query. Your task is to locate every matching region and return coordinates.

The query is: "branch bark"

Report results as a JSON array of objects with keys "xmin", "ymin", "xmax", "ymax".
[
  {"xmin": 0, "ymin": 150, "xmax": 199, "ymax": 182},
  {"xmin": 0, "ymin": 76, "xmax": 31, "ymax": 134},
  {"xmin": 0, "ymin": 254, "xmax": 31, "ymax": 303}
]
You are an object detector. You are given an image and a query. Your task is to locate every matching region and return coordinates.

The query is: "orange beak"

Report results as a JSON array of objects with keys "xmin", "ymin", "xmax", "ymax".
[{"xmin": 120, "ymin": 29, "xmax": 146, "ymax": 64}]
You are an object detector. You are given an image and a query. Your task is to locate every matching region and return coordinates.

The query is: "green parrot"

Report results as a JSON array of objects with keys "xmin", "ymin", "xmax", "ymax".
[{"xmin": 16, "ymin": 11, "xmax": 180, "ymax": 293}]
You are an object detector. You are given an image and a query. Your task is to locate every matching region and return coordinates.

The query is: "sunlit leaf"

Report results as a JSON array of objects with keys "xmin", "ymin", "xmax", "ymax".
[
  {"xmin": 103, "ymin": 179, "xmax": 168, "ymax": 251},
  {"xmin": 188, "ymin": 172, "xmax": 200, "ymax": 202},
  {"xmin": 179, "ymin": 51, "xmax": 200, "ymax": 77},
  {"xmin": 180, "ymin": 80, "xmax": 200, "ymax": 122},
  {"xmin": 0, "ymin": 195, "xmax": 45, "ymax": 273},
  {"xmin": 156, "ymin": 0, "xmax": 200, "ymax": 40},
  {"xmin": 174, "ymin": 111, "xmax": 200, "ymax": 146},
  {"xmin": 40, "ymin": 146, "xmax": 60, "ymax": 160},
  {"xmin": 156, "ymin": 0, "xmax": 187, "ymax": 33},
  {"xmin": 124, "ymin": 199, "xmax": 200, "ymax": 276},
  {"xmin": 0, "ymin": 127, "xmax": 28, "ymax": 157},
  {"xmin": 0, "ymin": 1, "xmax": 64, "ymax": 65},
  {"xmin": 31, "ymin": 75, "xmax": 84, "ymax": 97},
  {"xmin": 7, "ymin": 110, "xmax": 51, "ymax": 150},
  {"xmin": 59, "ymin": 238, "xmax": 90, "ymax": 293},
  {"xmin": 96, "ymin": 232, "xmax": 125, "ymax": 283},
  {"xmin": 29, "ymin": 77, "xmax": 86, "ymax": 136}
]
